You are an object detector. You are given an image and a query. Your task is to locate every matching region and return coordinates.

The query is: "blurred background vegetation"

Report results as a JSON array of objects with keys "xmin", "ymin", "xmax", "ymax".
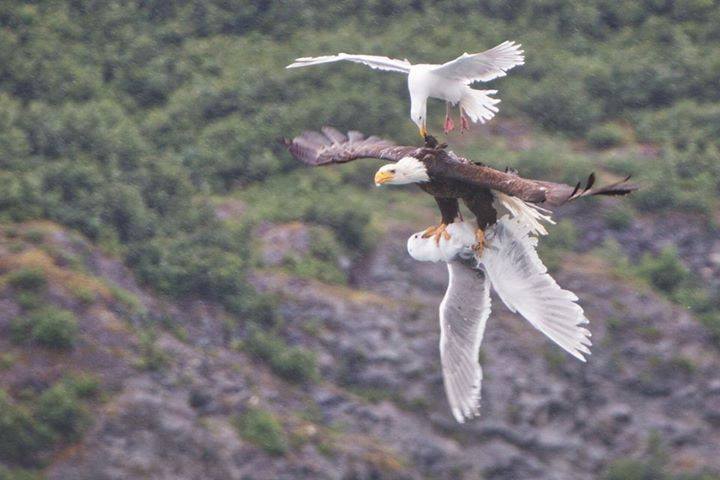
[{"xmin": 0, "ymin": 1, "xmax": 719, "ymax": 478}]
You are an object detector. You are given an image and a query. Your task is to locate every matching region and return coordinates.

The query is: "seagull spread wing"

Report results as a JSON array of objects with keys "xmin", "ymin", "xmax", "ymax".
[
  {"xmin": 439, "ymin": 259, "xmax": 491, "ymax": 423},
  {"xmin": 286, "ymin": 53, "xmax": 412, "ymax": 74},
  {"xmin": 430, "ymin": 41, "xmax": 524, "ymax": 83},
  {"xmin": 481, "ymin": 216, "xmax": 592, "ymax": 361}
]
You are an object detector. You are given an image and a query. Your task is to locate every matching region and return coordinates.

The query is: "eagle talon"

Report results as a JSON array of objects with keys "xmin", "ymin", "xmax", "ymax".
[
  {"xmin": 423, "ymin": 134, "xmax": 439, "ymax": 148},
  {"xmin": 473, "ymin": 228, "xmax": 485, "ymax": 257},
  {"xmin": 421, "ymin": 223, "xmax": 451, "ymax": 245}
]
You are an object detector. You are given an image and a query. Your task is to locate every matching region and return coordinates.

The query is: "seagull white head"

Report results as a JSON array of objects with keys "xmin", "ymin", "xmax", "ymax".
[
  {"xmin": 410, "ymin": 97, "xmax": 428, "ymax": 137},
  {"xmin": 374, "ymin": 157, "xmax": 430, "ymax": 186}
]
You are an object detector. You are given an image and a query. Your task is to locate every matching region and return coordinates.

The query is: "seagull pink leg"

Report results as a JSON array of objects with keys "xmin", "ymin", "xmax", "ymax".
[
  {"xmin": 460, "ymin": 107, "xmax": 470, "ymax": 133},
  {"xmin": 443, "ymin": 103, "xmax": 454, "ymax": 134}
]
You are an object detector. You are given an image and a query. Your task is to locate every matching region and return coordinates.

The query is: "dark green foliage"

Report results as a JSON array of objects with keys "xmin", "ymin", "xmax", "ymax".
[
  {"xmin": 0, "ymin": 466, "xmax": 42, "ymax": 480},
  {"xmin": 6, "ymin": 268, "xmax": 46, "ymax": 291},
  {"xmin": 35, "ymin": 384, "xmax": 88, "ymax": 440},
  {"xmin": 282, "ymin": 226, "xmax": 347, "ymax": 284},
  {"xmin": 0, "ymin": 0, "xmax": 716, "ymax": 326},
  {"xmin": 604, "ymin": 458, "xmax": 666, "ymax": 480},
  {"xmin": 12, "ymin": 308, "xmax": 79, "ymax": 349},
  {"xmin": 63, "ymin": 374, "xmax": 101, "ymax": 400},
  {"xmin": 637, "ymin": 247, "xmax": 689, "ymax": 294},
  {"xmin": 135, "ymin": 328, "xmax": 170, "ymax": 372},
  {"xmin": 587, "ymin": 123, "xmax": 626, "ymax": 149},
  {"xmin": 234, "ymin": 408, "xmax": 287, "ymax": 456},
  {"xmin": 245, "ymin": 326, "xmax": 318, "ymax": 383},
  {"xmin": 0, "ymin": 390, "xmax": 52, "ymax": 465},
  {"xmin": 604, "ymin": 207, "xmax": 633, "ymax": 231}
]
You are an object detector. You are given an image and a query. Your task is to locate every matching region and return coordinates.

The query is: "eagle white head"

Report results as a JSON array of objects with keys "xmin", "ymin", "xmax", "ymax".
[{"xmin": 374, "ymin": 156, "xmax": 430, "ymax": 186}]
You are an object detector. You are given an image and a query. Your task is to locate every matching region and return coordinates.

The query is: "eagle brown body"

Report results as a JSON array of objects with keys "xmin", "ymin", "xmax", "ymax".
[{"xmin": 284, "ymin": 127, "xmax": 637, "ymax": 239}]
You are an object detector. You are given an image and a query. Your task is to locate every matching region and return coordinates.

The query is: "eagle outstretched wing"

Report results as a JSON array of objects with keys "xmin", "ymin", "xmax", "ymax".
[
  {"xmin": 284, "ymin": 128, "xmax": 638, "ymax": 205},
  {"xmin": 437, "ymin": 162, "xmax": 638, "ymax": 207},
  {"xmin": 283, "ymin": 127, "xmax": 417, "ymax": 166}
]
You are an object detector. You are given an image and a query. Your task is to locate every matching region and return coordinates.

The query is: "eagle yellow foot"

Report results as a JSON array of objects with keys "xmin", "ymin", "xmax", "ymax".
[
  {"xmin": 473, "ymin": 228, "xmax": 485, "ymax": 257},
  {"xmin": 421, "ymin": 223, "xmax": 451, "ymax": 245}
]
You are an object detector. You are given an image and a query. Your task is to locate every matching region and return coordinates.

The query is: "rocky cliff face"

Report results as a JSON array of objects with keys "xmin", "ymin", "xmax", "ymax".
[{"xmin": 2, "ymin": 199, "xmax": 719, "ymax": 480}]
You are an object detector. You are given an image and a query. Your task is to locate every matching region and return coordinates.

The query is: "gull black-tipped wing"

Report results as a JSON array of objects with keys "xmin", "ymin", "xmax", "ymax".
[{"xmin": 283, "ymin": 127, "xmax": 417, "ymax": 166}]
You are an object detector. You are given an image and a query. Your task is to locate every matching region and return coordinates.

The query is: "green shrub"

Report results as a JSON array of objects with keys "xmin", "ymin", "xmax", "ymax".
[
  {"xmin": 0, "ymin": 353, "xmax": 15, "ymax": 370},
  {"xmin": 587, "ymin": 123, "xmax": 626, "ymax": 149},
  {"xmin": 28, "ymin": 308, "xmax": 79, "ymax": 349},
  {"xmin": 20, "ymin": 230, "xmax": 44, "ymax": 244},
  {"xmin": 35, "ymin": 384, "xmax": 88, "ymax": 440},
  {"xmin": 135, "ymin": 328, "xmax": 170, "ymax": 372},
  {"xmin": 245, "ymin": 326, "xmax": 318, "ymax": 383},
  {"xmin": 0, "ymin": 466, "xmax": 42, "ymax": 480},
  {"xmin": 234, "ymin": 408, "xmax": 287, "ymax": 455},
  {"xmin": 636, "ymin": 247, "xmax": 689, "ymax": 294},
  {"xmin": 604, "ymin": 207, "xmax": 633, "ymax": 230},
  {"xmin": 604, "ymin": 458, "xmax": 664, "ymax": 480},
  {"xmin": 544, "ymin": 220, "xmax": 579, "ymax": 251},
  {"xmin": 0, "ymin": 390, "xmax": 51, "ymax": 465},
  {"xmin": 16, "ymin": 292, "xmax": 42, "ymax": 311},
  {"xmin": 64, "ymin": 374, "xmax": 101, "ymax": 399},
  {"xmin": 6, "ymin": 268, "xmax": 46, "ymax": 291}
]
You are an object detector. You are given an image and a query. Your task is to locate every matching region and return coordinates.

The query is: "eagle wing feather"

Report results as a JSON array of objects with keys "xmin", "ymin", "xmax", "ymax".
[{"xmin": 284, "ymin": 128, "xmax": 417, "ymax": 165}]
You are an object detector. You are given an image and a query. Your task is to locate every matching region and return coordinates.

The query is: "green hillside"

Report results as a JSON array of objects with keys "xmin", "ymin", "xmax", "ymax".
[{"xmin": 1, "ymin": 2, "xmax": 720, "ymax": 477}]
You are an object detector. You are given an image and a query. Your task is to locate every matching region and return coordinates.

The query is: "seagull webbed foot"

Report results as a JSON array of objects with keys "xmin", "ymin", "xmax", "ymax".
[
  {"xmin": 444, "ymin": 103, "xmax": 455, "ymax": 134},
  {"xmin": 459, "ymin": 107, "xmax": 470, "ymax": 133}
]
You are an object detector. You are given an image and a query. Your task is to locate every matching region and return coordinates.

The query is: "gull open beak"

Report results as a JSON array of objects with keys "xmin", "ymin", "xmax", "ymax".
[{"xmin": 374, "ymin": 171, "xmax": 394, "ymax": 186}]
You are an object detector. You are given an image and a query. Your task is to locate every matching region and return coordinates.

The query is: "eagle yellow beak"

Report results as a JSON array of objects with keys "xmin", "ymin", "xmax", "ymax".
[
  {"xmin": 374, "ymin": 170, "xmax": 394, "ymax": 186},
  {"xmin": 419, "ymin": 125, "xmax": 428, "ymax": 138}
]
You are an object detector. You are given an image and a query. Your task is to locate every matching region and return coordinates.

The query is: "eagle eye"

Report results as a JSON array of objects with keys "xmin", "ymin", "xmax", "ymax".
[{"xmin": 389, "ymin": 169, "xmax": 396, "ymax": 173}]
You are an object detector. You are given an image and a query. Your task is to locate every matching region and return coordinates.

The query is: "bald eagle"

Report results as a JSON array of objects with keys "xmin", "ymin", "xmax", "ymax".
[
  {"xmin": 285, "ymin": 127, "xmax": 636, "ymax": 256},
  {"xmin": 286, "ymin": 41, "xmax": 524, "ymax": 136},
  {"xmin": 284, "ymin": 128, "xmax": 637, "ymax": 422}
]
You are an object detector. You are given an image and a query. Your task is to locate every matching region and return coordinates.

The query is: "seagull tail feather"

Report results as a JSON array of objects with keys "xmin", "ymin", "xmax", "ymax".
[{"xmin": 460, "ymin": 89, "xmax": 500, "ymax": 125}]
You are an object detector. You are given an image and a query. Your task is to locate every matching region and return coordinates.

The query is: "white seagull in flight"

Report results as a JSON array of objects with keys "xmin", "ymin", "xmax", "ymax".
[{"xmin": 286, "ymin": 41, "xmax": 524, "ymax": 137}]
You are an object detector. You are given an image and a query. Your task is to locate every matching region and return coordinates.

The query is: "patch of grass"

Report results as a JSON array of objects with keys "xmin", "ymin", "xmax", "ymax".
[
  {"xmin": 135, "ymin": 328, "xmax": 170, "ymax": 372},
  {"xmin": 10, "ymin": 307, "xmax": 78, "ymax": 349},
  {"xmin": 0, "ymin": 354, "xmax": 15, "ymax": 370},
  {"xmin": 31, "ymin": 308, "xmax": 78, "ymax": 349},
  {"xmin": 604, "ymin": 207, "xmax": 633, "ymax": 231},
  {"xmin": 604, "ymin": 458, "xmax": 665, "ymax": 480},
  {"xmin": 234, "ymin": 408, "xmax": 287, "ymax": 456},
  {"xmin": 20, "ymin": 229, "xmax": 45, "ymax": 244},
  {"xmin": 35, "ymin": 383, "xmax": 89, "ymax": 440},
  {"xmin": 63, "ymin": 373, "xmax": 101, "ymax": 399},
  {"xmin": 0, "ymin": 390, "xmax": 52, "ymax": 465},
  {"xmin": 70, "ymin": 285, "xmax": 96, "ymax": 305},
  {"xmin": 543, "ymin": 347, "xmax": 567, "ymax": 373},
  {"xmin": 6, "ymin": 268, "xmax": 46, "ymax": 291},
  {"xmin": 636, "ymin": 247, "xmax": 689, "ymax": 295},
  {"xmin": 15, "ymin": 292, "xmax": 42, "ymax": 311},
  {"xmin": 107, "ymin": 284, "xmax": 145, "ymax": 315},
  {"xmin": 282, "ymin": 255, "xmax": 346, "ymax": 284},
  {"xmin": 587, "ymin": 123, "xmax": 627, "ymax": 149},
  {"xmin": 0, "ymin": 466, "xmax": 43, "ymax": 480},
  {"xmin": 158, "ymin": 314, "xmax": 189, "ymax": 342},
  {"xmin": 244, "ymin": 326, "xmax": 318, "ymax": 383}
]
